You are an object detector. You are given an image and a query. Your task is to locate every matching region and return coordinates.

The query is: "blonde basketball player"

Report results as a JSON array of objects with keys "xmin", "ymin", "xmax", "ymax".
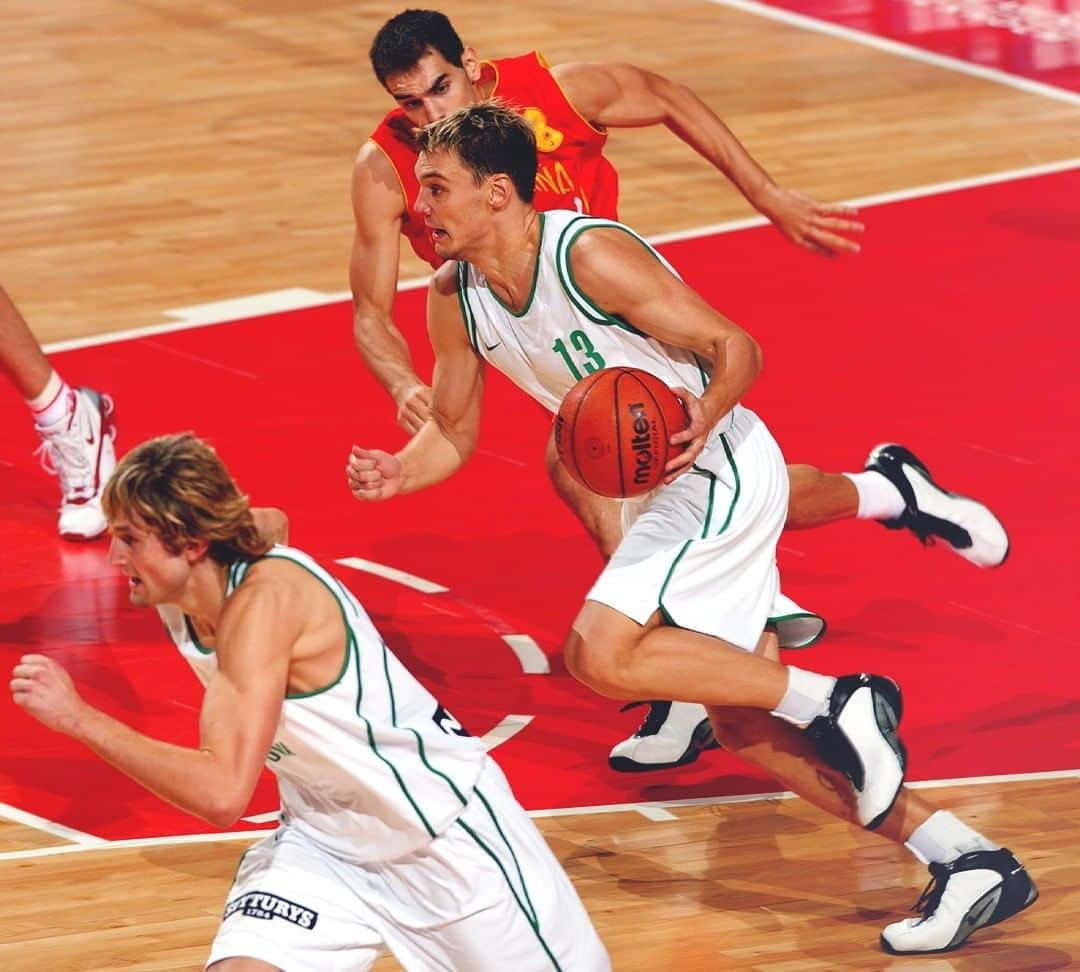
[
  {"xmin": 344, "ymin": 104, "xmax": 1037, "ymax": 955},
  {"xmin": 11, "ymin": 433, "xmax": 608, "ymax": 972}
]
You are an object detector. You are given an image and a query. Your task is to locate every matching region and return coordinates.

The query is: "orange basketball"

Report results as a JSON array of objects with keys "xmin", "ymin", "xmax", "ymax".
[{"xmin": 554, "ymin": 367, "xmax": 688, "ymax": 498}]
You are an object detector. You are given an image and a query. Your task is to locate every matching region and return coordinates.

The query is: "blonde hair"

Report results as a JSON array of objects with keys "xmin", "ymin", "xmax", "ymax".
[
  {"xmin": 417, "ymin": 101, "xmax": 537, "ymax": 202},
  {"xmin": 102, "ymin": 433, "xmax": 271, "ymax": 565}
]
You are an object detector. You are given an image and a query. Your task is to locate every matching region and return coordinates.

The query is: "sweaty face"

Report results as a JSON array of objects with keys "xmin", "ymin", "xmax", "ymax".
[
  {"xmin": 414, "ymin": 149, "xmax": 488, "ymax": 261},
  {"xmin": 108, "ymin": 513, "xmax": 192, "ymax": 608},
  {"xmin": 384, "ymin": 49, "xmax": 478, "ymax": 129}
]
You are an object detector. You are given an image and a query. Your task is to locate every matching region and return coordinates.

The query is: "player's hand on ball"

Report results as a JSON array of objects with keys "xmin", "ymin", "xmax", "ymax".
[
  {"xmin": 347, "ymin": 446, "xmax": 404, "ymax": 501},
  {"xmin": 10, "ymin": 654, "xmax": 86, "ymax": 736},
  {"xmin": 395, "ymin": 384, "xmax": 433, "ymax": 435},
  {"xmin": 664, "ymin": 387, "xmax": 708, "ymax": 483}
]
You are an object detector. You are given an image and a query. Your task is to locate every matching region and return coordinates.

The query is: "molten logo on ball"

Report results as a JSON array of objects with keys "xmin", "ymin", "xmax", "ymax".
[
  {"xmin": 628, "ymin": 402, "xmax": 659, "ymax": 489},
  {"xmin": 555, "ymin": 366, "xmax": 686, "ymax": 498}
]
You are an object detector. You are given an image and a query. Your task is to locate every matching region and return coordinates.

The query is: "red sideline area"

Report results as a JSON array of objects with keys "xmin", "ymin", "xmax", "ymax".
[
  {"xmin": 0, "ymin": 170, "xmax": 1077, "ymax": 841},
  {"xmin": 757, "ymin": 0, "xmax": 1080, "ymax": 93}
]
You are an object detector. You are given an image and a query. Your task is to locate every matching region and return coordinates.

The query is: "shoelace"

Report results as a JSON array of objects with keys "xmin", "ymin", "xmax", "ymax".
[
  {"xmin": 911, "ymin": 860, "xmax": 951, "ymax": 918},
  {"xmin": 618, "ymin": 700, "xmax": 670, "ymax": 738},
  {"xmin": 35, "ymin": 421, "xmax": 96, "ymax": 502}
]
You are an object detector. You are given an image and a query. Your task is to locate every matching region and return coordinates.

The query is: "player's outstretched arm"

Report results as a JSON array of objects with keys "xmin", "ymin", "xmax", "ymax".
[
  {"xmin": 568, "ymin": 228, "xmax": 761, "ymax": 478},
  {"xmin": 347, "ymin": 264, "xmax": 484, "ymax": 501},
  {"xmin": 552, "ymin": 61, "xmax": 863, "ymax": 256},
  {"xmin": 350, "ymin": 143, "xmax": 433, "ymax": 434},
  {"xmin": 10, "ymin": 576, "xmax": 295, "ymax": 827}
]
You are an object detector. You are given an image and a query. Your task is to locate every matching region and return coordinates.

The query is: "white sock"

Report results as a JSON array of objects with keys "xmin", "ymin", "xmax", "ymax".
[
  {"xmin": 905, "ymin": 810, "xmax": 999, "ymax": 865},
  {"xmin": 843, "ymin": 470, "xmax": 906, "ymax": 521},
  {"xmin": 771, "ymin": 666, "xmax": 836, "ymax": 726},
  {"xmin": 29, "ymin": 372, "xmax": 73, "ymax": 429}
]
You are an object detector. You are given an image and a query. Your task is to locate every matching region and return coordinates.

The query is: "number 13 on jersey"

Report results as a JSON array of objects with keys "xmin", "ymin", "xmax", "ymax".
[{"xmin": 553, "ymin": 329, "xmax": 606, "ymax": 380}]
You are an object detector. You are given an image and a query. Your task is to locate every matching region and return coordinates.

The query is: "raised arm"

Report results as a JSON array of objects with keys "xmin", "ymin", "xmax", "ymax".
[
  {"xmin": 350, "ymin": 142, "xmax": 433, "ymax": 433},
  {"xmin": 569, "ymin": 228, "xmax": 761, "ymax": 476},
  {"xmin": 10, "ymin": 574, "xmax": 297, "ymax": 828},
  {"xmin": 347, "ymin": 263, "xmax": 485, "ymax": 500},
  {"xmin": 552, "ymin": 61, "xmax": 863, "ymax": 256}
]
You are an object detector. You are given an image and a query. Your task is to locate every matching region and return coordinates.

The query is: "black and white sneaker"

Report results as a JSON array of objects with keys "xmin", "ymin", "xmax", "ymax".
[
  {"xmin": 608, "ymin": 701, "xmax": 719, "ymax": 772},
  {"xmin": 881, "ymin": 848, "xmax": 1038, "ymax": 953},
  {"xmin": 806, "ymin": 674, "xmax": 906, "ymax": 830},
  {"xmin": 866, "ymin": 444, "xmax": 1010, "ymax": 568}
]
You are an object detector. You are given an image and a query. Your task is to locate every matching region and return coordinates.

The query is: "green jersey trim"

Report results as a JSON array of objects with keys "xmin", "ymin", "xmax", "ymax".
[
  {"xmin": 555, "ymin": 216, "xmax": 658, "ymax": 334},
  {"xmin": 230, "ymin": 549, "xmax": 465, "ymax": 836},
  {"xmin": 455, "ymin": 814, "xmax": 563, "ymax": 970},
  {"xmin": 487, "ymin": 212, "xmax": 546, "ymax": 318},
  {"xmin": 657, "ymin": 433, "xmax": 740, "ymax": 627},
  {"xmin": 475, "ymin": 786, "xmax": 539, "ymax": 925},
  {"xmin": 768, "ymin": 612, "xmax": 828, "ymax": 649},
  {"xmin": 457, "ymin": 262, "xmax": 479, "ymax": 351}
]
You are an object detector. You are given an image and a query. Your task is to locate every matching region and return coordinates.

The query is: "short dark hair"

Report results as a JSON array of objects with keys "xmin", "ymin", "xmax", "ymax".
[
  {"xmin": 418, "ymin": 102, "xmax": 537, "ymax": 203},
  {"xmin": 370, "ymin": 9, "xmax": 465, "ymax": 87}
]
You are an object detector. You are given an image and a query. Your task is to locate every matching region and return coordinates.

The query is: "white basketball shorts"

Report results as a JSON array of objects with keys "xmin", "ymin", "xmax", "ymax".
[
  {"xmin": 587, "ymin": 405, "xmax": 790, "ymax": 651},
  {"xmin": 206, "ymin": 758, "xmax": 609, "ymax": 972}
]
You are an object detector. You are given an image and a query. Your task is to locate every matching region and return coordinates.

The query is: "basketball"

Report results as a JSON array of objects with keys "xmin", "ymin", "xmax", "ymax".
[{"xmin": 554, "ymin": 367, "xmax": 688, "ymax": 498}]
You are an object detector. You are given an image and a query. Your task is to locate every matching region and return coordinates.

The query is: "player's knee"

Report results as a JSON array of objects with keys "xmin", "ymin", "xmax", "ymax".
[{"xmin": 563, "ymin": 630, "xmax": 629, "ymax": 698}]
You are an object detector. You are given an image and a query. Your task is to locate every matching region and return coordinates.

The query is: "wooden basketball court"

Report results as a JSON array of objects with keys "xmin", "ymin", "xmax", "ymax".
[{"xmin": 2, "ymin": 0, "xmax": 1078, "ymax": 968}]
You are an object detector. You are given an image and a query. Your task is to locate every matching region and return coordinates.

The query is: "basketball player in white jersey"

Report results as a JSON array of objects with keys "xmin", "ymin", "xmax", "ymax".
[
  {"xmin": 11, "ymin": 433, "xmax": 609, "ymax": 972},
  {"xmin": 344, "ymin": 104, "xmax": 1037, "ymax": 954},
  {"xmin": 356, "ymin": 12, "xmax": 1011, "ymax": 779}
]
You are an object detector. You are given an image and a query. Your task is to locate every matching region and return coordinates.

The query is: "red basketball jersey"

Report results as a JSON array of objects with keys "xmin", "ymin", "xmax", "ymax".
[{"xmin": 368, "ymin": 51, "xmax": 620, "ymax": 269}]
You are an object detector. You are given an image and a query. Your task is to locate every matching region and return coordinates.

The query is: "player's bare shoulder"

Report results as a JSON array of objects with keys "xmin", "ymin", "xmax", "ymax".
[
  {"xmin": 218, "ymin": 557, "xmax": 321, "ymax": 648},
  {"xmin": 431, "ymin": 260, "xmax": 460, "ymax": 298},
  {"xmin": 548, "ymin": 60, "xmax": 620, "ymax": 124},
  {"xmin": 566, "ymin": 224, "xmax": 649, "ymax": 280}
]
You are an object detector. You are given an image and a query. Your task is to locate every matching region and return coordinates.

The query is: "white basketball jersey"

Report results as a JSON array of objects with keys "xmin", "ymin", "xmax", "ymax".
[
  {"xmin": 456, "ymin": 210, "xmax": 727, "ymax": 424},
  {"xmin": 157, "ymin": 545, "xmax": 486, "ymax": 863}
]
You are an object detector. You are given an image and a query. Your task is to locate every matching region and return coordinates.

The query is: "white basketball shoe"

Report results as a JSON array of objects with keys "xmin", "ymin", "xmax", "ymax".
[
  {"xmin": 881, "ymin": 848, "xmax": 1038, "ymax": 953},
  {"xmin": 608, "ymin": 701, "xmax": 718, "ymax": 772},
  {"xmin": 35, "ymin": 387, "xmax": 117, "ymax": 540},
  {"xmin": 866, "ymin": 443, "xmax": 1009, "ymax": 567},
  {"xmin": 806, "ymin": 673, "xmax": 906, "ymax": 830}
]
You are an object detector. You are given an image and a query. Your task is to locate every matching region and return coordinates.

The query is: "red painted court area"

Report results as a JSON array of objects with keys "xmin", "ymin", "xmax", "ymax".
[{"xmin": 1, "ymin": 169, "xmax": 1078, "ymax": 841}]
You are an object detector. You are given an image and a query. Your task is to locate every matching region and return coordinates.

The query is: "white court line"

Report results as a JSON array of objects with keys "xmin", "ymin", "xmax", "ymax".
[
  {"xmin": 480, "ymin": 714, "xmax": 535, "ymax": 750},
  {"xmin": 649, "ymin": 156, "xmax": 1080, "ymax": 247},
  {"xmin": 705, "ymin": 0, "xmax": 1080, "ymax": 107},
  {"xmin": 336, "ymin": 558, "xmax": 550, "ymax": 675},
  {"xmin": 501, "ymin": 635, "xmax": 551, "ymax": 675},
  {"xmin": 2, "ymin": 767, "xmax": 1073, "ymax": 863},
  {"xmin": 335, "ymin": 557, "xmax": 448, "ymax": 594},
  {"xmin": 39, "ymin": 159, "xmax": 1078, "ymax": 357},
  {"xmin": 0, "ymin": 801, "xmax": 107, "ymax": 846}
]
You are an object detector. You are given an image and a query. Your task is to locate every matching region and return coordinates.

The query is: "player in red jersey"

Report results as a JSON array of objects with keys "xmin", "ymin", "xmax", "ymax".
[
  {"xmin": 351, "ymin": 10, "xmax": 1010, "ymax": 772},
  {"xmin": 354, "ymin": 10, "xmax": 863, "ymax": 435}
]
